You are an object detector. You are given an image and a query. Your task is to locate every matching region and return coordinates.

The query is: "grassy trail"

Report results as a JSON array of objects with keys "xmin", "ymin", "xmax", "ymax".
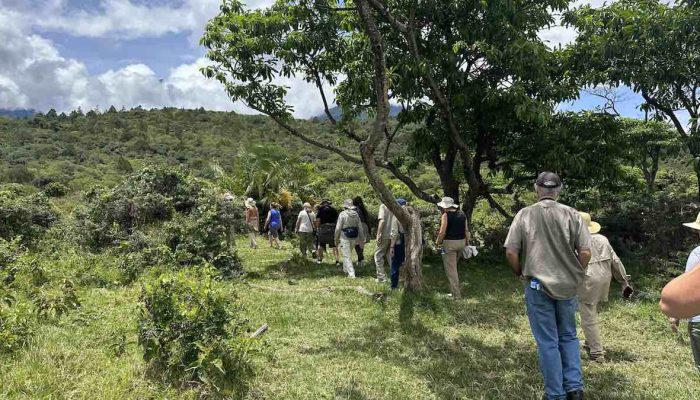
[{"xmin": 1, "ymin": 239, "xmax": 699, "ymax": 399}]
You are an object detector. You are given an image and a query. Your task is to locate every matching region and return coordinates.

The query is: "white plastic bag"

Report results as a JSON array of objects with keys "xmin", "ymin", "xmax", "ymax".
[{"xmin": 462, "ymin": 245, "xmax": 478, "ymax": 260}]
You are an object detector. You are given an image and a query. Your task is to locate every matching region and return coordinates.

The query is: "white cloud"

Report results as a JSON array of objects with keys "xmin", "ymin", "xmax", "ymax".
[
  {"xmin": 0, "ymin": 10, "xmax": 327, "ymax": 117},
  {"xmin": 3, "ymin": 0, "xmax": 275, "ymax": 40}
]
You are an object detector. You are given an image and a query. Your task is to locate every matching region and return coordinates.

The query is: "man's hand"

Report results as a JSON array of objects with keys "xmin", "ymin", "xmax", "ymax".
[
  {"xmin": 621, "ymin": 282, "xmax": 634, "ymax": 299},
  {"xmin": 669, "ymin": 317, "xmax": 680, "ymax": 333},
  {"xmin": 390, "ymin": 247, "xmax": 395, "ymax": 257}
]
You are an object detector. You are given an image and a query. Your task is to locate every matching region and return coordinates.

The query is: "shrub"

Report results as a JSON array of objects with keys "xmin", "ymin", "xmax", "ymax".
[
  {"xmin": 164, "ymin": 192, "xmax": 244, "ymax": 278},
  {"xmin": 138, "ymin": 268, "xmax": 255, "ymax": 396},
  {"xmin": 0, "ymin": 186, "xmax": 57, "ymax": 243},
  {"xmin": 43, "ymin": 182, "xmax": 69, "ymax": 197},
  {"xmin": 75, "ymin": 166, "xmax": 202, "ymax": 249},
  {"xmin": 0, "ymin": 237, "xmax": 33, "ymax": 353},
  {"xmin": 32, "ymin": 279, "xmax": 81, "ymax": 320}
]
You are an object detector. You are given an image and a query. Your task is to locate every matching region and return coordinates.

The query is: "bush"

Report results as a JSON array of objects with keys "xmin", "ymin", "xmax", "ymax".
[
  {"xmin": 43, "ymin": 182, "xmax": 69, "ymax": 197},
  {"xmin": 138, "ymin": 268, "xmax": 255, "ymax": 396},
  {"xmin": 0, "ymin": 237, "xmax": 33, "ymax": 353},
  {"xmin": 32, "ymin": 279, "xmax": 80, "ymax": 320},
  {"xmin": 75, "ymin": 166, "xmax": 202, "ymax": 249},
  {"xmin": 0, "ymin": 185, "xmax": 57, "ymax": 243},
  {"xmin": 164, "ymin": 191, "xmax": 244, "ymax": 278}
]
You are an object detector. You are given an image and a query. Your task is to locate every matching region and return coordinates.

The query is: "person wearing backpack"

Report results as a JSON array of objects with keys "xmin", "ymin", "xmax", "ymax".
[
  {"xmin": 335, "ymin": 199, "xmax": 365, "ymax": 278},
  {"xmin": 264, "ymin": 202, "xmax": 283, "ymax": 249},
  {"xmin": 295, "ymin": 202, "xmax": 316, "ymax": 258}
]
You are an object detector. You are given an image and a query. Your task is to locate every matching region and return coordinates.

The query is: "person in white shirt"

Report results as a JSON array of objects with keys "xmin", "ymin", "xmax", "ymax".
[
  {"xmin": 668, "ymin": 212, "xmax": 700, "ymax": 372},
  {"xmin": 295, "ymin": 202, "xmax": 316, "ymax": 258},
  {"xmin": 335, "ymin": 199, "xmax": 365, "ymax": 278}
]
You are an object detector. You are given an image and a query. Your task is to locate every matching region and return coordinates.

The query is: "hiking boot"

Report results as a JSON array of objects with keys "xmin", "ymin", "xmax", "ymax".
[
  {"xmin": 589, "ymin": 353, "xmax": 605, "ymax": 363},
  {"xmin": 335, "ymin": 261, "xmax": 341, "ymax": 269},
  {"xmin": 566, "ymin": 390, "xmax": 584, "ymax": 400},
  {"xmin": 316, "ymin": 259, "xmax": 322, "ymax": 265}
]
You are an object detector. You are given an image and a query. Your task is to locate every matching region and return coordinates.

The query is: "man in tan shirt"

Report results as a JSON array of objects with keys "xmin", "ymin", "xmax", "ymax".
[
  {"xmin": 577, "ymin": 212, "xmax": 631, "ymax": 362},
  {"xmin": 504, "ymin": 172, "xmax": 591, "ymax": 400}
]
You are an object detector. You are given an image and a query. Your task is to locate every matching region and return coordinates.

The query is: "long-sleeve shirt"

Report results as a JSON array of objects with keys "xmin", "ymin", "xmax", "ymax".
[
  {"xmin": 577, "ymin": 233, "xmax": 628, "ymax": 304},
  {"xmin": 335, "ymin": 209, "xmax": 364, "ymax": 242}
]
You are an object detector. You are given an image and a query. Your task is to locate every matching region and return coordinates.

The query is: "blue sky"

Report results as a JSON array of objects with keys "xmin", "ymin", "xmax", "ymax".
[{"xmin": 0, "ymin": 0, "xmax": 652, "ymax": 120}]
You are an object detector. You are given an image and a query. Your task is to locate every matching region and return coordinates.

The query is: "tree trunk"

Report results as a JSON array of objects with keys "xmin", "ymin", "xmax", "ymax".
[{"xmin": 357, "ymin": 0, "xmax": 423, "ymax": 291}]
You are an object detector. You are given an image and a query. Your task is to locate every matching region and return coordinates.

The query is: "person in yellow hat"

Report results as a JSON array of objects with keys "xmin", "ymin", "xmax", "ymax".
[{"xmin": 577, "ymin": 211, "xmax": 632, "ymax": 362}]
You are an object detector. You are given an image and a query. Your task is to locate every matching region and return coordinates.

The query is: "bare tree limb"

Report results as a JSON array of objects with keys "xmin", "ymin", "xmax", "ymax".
[
  {"xmin": 642, "ymin": 91, "xmax": 688, "ymax": 139},
  {"xmin": 311, "ymin": 70, "xmax": 364, "ymax": 142}
]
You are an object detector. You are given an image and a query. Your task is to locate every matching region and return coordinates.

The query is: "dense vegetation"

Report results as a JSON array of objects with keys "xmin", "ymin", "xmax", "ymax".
[{"xmin": 0, "ymin": 105, "xmax": 698, "ymax": 398}]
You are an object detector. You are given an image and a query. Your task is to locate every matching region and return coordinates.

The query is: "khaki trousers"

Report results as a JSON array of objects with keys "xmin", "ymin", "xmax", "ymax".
[
  {"xmin": 298, "ymin": 232, "xmax": 314, "ymax": 257},
  {"xmin": 441, "ymin": 239, "xmax": 465, "ymax": 299},
  {"xmin": 374, "ymin": 239, "xmax": 392, "ymax": 280},
  {"xmin": 579, "ymin": 302, "xmax": 604, "ymax": 357},
  {"xmin": 248, "ymin": 231, "xmax": 258, "ymax": 248}
]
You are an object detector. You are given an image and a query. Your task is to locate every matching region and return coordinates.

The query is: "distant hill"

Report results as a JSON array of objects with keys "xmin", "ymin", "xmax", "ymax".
[
  {"xmin": 315, "ymin": 105, "xmax": 402, "ymax": 121},
  {"xmin": 0, "ymin": 108, "xmax": 36, "ymax": 119}
]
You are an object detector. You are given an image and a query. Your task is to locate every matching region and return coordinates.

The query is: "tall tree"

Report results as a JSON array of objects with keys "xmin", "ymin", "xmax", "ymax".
[
  {"xmin": 564, "ymin": 0, "xmax": 700, "ymax": 196},
  {"xmin": 200, "ymin": 0, "xmax": 580, "ymax": 222}
]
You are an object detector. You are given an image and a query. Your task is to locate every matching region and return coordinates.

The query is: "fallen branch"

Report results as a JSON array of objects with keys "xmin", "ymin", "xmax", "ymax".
[{"xmin": 251, "ymin": 324, "xmax": 269, "ymax": 338}]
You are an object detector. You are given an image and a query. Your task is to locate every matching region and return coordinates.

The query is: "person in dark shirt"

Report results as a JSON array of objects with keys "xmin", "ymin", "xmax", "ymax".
[{"xmin": 315, "ymin": 200, "xmax": 340, "ymax": 266}]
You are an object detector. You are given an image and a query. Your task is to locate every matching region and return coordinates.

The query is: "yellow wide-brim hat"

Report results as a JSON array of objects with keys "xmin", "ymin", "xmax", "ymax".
[
  {"xmin": 683, "ymin": 211, "xmax": 700, "ymax": 231},
  {"xmin": 579, "ymin": 211, "xmax": 601, "ymax": 234}
]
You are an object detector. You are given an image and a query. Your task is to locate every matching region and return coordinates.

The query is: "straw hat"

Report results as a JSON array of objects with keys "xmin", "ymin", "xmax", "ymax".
[
  {"xmin": 683, "ymin": 211, "xmax": 700, "ymax": 231},
  {"xmin": 579, "ymin": 212, "xmax": 601, "ymax": 234},
  {"xmin": 244, "ymin": 197, "xmax": 256, "ymax": 208},
  {"xmin": 223, "ymin": 192, "xmax": 234, "ymax": 201},
  {"xmin": 437, "ymin": 197, "xmax": 459, "ymax": 209}
]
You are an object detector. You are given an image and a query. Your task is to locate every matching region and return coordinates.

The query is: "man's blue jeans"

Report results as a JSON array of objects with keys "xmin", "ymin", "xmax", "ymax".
[
  {"xmin": 525, "ymin": 284, "xmax": 583, "ymax": 400},
  {"xmin": 390, "ymin": 240, "xmax": 405, "ymax": 289}
]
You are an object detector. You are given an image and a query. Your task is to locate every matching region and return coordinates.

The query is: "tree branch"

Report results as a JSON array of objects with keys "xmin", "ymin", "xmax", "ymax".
[
  {"xmin": 484, "ymin": 192, "xmax": 512, "ymax": 219},
  {"xmin": 312, "ymin": 70, "xmax": 364, "ymax": 142},
  {"xmin": 642, "ymin": 91, "xmax": 688, "ymax": 139}
]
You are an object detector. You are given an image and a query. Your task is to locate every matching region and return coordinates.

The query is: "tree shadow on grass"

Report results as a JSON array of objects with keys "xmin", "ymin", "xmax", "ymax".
[{"xmin": 319, "ymin": 290, "xmax": 648, "ymax": 400}]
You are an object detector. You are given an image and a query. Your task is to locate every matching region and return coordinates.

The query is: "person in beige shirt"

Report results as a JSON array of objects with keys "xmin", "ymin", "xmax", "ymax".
[
  {"xmin": 504, "ymin": 172, "xmax": 591, "ymax": 400},
  {"xmin": 577, "ymin": 212, "xmax": 632, "ymax": 362}
]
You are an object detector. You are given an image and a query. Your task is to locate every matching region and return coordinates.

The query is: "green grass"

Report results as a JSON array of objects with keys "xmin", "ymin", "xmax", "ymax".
[{"xmin": 1, "ymin": 239, "xmax": 699, "ymax": 399}]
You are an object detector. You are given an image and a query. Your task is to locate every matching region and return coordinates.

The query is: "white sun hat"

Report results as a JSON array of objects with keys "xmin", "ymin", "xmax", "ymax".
[{"xmin": 437, "ymin": 196, "xmax": 459, "ymax": 209}]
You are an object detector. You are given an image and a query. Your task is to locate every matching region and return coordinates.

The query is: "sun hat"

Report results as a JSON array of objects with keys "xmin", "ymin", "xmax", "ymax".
[
  {"xmin": 396, "ymin": 198, "xmax": 407, "ymax": 206},
  {"xmin": 437, "ymin": 196, "xmax": 458, "ymax": 209},
  {"xmin": 244, "ymin": 197, "xmax": 255, "ymax": 208},
  {"xmin": 536, "ymin": 171, "xmax": 562, "ymax": 189},
  {"xmin": 343, "ymin": 199, "xmax": 356, "ymax": 209},
  {"xmin": 223, "ymin": 192, "xmax": 234, "ymax": 201},
  {"xmin": 579, "ymin": 212, "xmax": 601, "ymax": 234},
  {"xmin": 683, "ymin": 211, "xmax": 700, "ymax": 231}
]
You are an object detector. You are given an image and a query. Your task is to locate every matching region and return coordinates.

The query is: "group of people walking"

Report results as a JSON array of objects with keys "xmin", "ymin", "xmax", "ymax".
[
  {"xmin": 241, "ymin": 171, "xmax": 700, "ymax": 399},
  {"xmin": 242, "ymin": 195, "xmax": 471, "ymax": 294}
]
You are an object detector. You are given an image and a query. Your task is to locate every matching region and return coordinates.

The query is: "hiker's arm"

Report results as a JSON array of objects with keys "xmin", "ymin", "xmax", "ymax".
[
  {"xmin": 505, "ymin": 248, "xmax": 522, "ymax": 277},
  {"xmin": 465, "ymin": 218, "xmax": 470, "ymax": 246},
  {"xmin": 295, "ymin": 214, "xmax": 301, "ymax": 233},
  {"xmin": 660, "ymin": 262, "xmax": 700, "ymax": 319},
  {"xmin": 263, "ymin": 211, "xmax": 271, "ymax": 229},
  {"xmin": 577, "ymin": 248, "xmax": 591, "ymax": 270},
  {"xmin": 376, "ymin": 219, "xmax": 385, "ymax": 242},
  {"xmin": 436, "ymin": 213, "xmax": 448, "ymax": 246}
]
